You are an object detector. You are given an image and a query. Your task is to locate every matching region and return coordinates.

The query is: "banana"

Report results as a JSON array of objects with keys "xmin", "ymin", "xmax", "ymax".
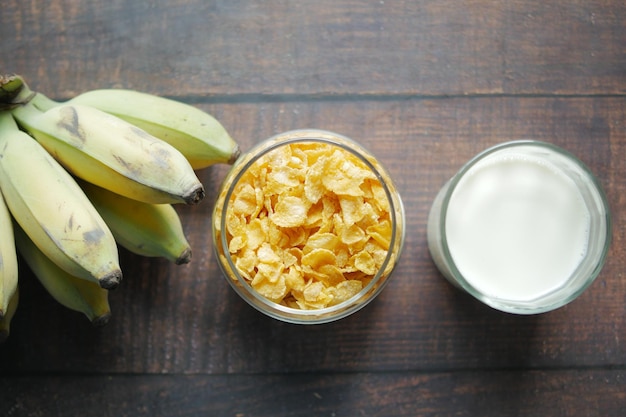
[
  {"xmin": 54, "ymin": 89, "xmax": 240, "ymax": 169},
  {"xmin": 0, "ymin": 112, "xmax": 122, "ymax": 289},
  {"xmin": 0, "ymin": 188, "xmax": 18, "ymax": 320},
  {"xmin": 13, "ymin": 224, "xmax": 111, "ymax": 326},
  {"xmin": 11, "ymin": 99, "xmax": 205, "ymax": 205},
  {"xmin": 80, "ymin": 180, "xmax": 192, "ymax": 264},
  {"xmin": 9, "ymin": 75, "xmax": 239, "ymax": 169},
  {"xmin": 0, "ymin": 287, "xmax": 18, "ymax": 343}
]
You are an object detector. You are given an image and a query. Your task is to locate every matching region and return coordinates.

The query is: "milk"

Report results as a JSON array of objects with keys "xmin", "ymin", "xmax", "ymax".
[
  {"xmin": 445, "ymin": 154, "xmax": 590, "ymax": 301},
  {"xmin": 427, "ymin": 141, "xmax": 611, "ymax": 313}
]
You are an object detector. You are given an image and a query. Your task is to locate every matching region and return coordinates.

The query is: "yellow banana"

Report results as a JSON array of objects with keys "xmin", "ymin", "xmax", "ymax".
[
  {"xmin": 53, "ymin": 89, "xmax": 240, "ymax": 169},
  {"xmin": 14, "ymin": 224, "xmax": 111, "ymax": 326},
  {"xmin": 0, "ymin": 189, "xmax": 18, "ymax": 320},
  {"xmin": 0, "ymin": 287, "xmax": 18, "ymax": 343},
  {"xmin": 0, "ymin": 112, "xmax": 122, "ymax": 289},
  {"xmin": 6, "ymin": 74, "xmax": 239, "ymax": 168},
  {"xmin": 80, "ymin": 180, "xmax": 192, "ymax": 265},
  {"xmin": 11, "ymin": 100, "xmax": 205, "ymax": 205}
]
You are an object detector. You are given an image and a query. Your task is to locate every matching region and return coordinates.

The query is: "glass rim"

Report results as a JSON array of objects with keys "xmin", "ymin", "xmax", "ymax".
[
  {"xmin": 437, "ymin": 139, "xmax": 612, "ymax": 314},
  {"xmin": 217, "ymin": 129, "xmax": 405, "ymax": 323}
]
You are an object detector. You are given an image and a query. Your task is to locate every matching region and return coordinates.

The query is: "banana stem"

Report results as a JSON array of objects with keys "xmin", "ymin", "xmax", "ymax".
[
  {"xmin": 1, "ymin": 74, "xmax": 61, "ymax": 112},
  {"xmin": 1, "ymin": 76, "xmax": 36, "ymax": 109},
  {"xmin": 0, "ymin": 74, "xmax": 60, "ymax": 112},
  {"xmin": 9, "ymin": 100, "xmax": 43, "ymax": 133},
  {"xmin": 30, "ymin": 93, "xmax": 59, "ymax": 111},
  {"xmin": 0, "ymin": 74, "xmax": 24, "ymax": 107},
  {"xmin": 0, "ymin": 111, "xmax": 20, "ymax": 133}
]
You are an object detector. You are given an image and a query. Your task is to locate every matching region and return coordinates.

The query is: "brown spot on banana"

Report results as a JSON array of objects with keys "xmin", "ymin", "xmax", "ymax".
[
  {"xmin": 83, "ymin": 228, "xmax": 106, "ymax": 245},
  {"xmin": 57, "ymin": 106, "xmax": 86, "ymax": 145},
  {"xmin": 112, "ymin": 154, "xmax": 142, "ymax": 178},
  {"xmin": 152, "ymin": 146, "xmax": 176, "ymax": 170},
  {"xmin": 125, "ymin": 127, "xmax": 178, "ymax": 170},
  {"xmin": 129, "ymin": 126, "xmax": 160, "ymax": 142},
  {"xmin": 66, "ymin": 213, "xmax": 76, "ymax": 232}
]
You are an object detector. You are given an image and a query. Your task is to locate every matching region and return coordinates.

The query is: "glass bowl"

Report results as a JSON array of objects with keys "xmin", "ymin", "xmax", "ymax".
[{"xmin": 212, "ymin": 129, "xmax": 405, "ymax": 324}]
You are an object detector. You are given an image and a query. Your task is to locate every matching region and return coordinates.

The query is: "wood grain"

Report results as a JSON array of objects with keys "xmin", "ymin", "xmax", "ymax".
[
  {"xmin": 2, "ymin": 370, "xmax": 626, "ymax": 417},
  {"xmin": 1, "ymin": 0, "xmax": 625, "ymax": 98}
]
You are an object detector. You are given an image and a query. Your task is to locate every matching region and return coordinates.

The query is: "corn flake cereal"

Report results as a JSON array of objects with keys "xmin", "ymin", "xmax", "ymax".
[{"xmin": 223, "ymin": 142, "xmax": 393, "ymax": 309}]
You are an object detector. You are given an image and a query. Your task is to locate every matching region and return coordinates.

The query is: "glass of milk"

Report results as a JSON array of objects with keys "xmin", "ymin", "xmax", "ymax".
[{"xmin": 427, "ymin": 140, "xmax": 611, "ymax": 314}]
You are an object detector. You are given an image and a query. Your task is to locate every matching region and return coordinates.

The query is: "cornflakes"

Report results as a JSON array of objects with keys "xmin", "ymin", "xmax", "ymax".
[
  {"xmin": 272, "ymin": 195, "xmax": 309, "ymax": 227},
  {"xmin": 220, "ymin": 141, "xmax": 394, "ymax": 309}
]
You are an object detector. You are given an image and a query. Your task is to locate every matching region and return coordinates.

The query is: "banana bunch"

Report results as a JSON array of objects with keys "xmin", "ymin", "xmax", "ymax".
[{"xmin": 0, "ymin": 74, "xmax": 240, "ymax": 341}]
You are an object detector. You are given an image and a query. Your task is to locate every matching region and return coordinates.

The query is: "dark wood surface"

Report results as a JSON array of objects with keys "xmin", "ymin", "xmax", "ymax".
[{"xmin": 2, "ymin": 1, "xmax": 626, "ymax": 416}]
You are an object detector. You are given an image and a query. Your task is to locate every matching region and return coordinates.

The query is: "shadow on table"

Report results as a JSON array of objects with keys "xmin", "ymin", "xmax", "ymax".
[{"xmin": 441, "ymin": 285, "xmax": 552, "ymax": 416}]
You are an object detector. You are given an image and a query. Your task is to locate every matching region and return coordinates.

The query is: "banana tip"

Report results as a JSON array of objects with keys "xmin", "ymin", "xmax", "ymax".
[
  {"xmin": 184, "ymin": 184, "xmax": 205, "ymax": 205},
  {"xmin": 175, "ymin": 248, "xmax": 192, "ymax": 265},
  {"xmin": 92, "ymin": 312, "xmax": 111, "ymax": 328},
  {"xmin": 228, "ymin": 144, "xmax": 241, "ymax": 165},
  {"xmin": 99, "ymin": 271, "xmax": 123, "ymax": 290}
]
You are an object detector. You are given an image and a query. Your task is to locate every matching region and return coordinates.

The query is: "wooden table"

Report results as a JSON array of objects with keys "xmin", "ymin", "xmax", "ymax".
[{"xmin": 1, "ymin": 1, "xmax": 626, "ymax": 415}]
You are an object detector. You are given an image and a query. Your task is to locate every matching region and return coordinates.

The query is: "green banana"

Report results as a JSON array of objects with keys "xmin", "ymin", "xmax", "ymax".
[
  {"xmin": 14, "ymin": 224, "xmax": 111, "ymax": 326},
  {"xmin": 0, "ymin": 112, "xmax": 122, "ymax": 289},
  {"xmin": 0, "ymin": 188, "xmax": 18, "ymax": 320},
  {"xmin": 0, "ymin": 287, "xmax": 18, "ymax": 343},
  {"xmin": 11, "ymin": 98, "xmax": 205, "ymax": 205},
  {"xmin": 80, "ymin": 180, "xmax": 192, "ymax": 265},
  {"xmin": 55, "ymin": 89, "xmax": 240, "ymax": 169}
]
